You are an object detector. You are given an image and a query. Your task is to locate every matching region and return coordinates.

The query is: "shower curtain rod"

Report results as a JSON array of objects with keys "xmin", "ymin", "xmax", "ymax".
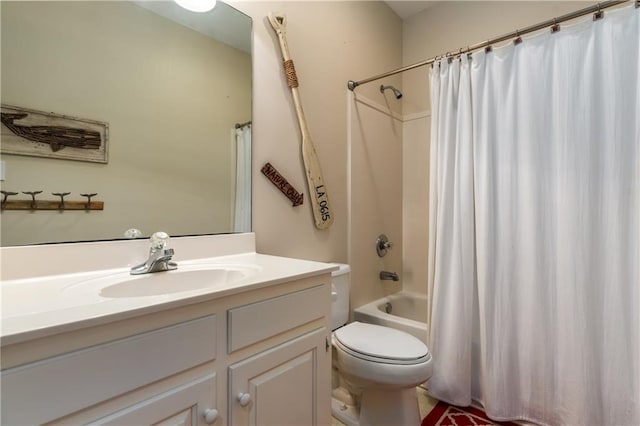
[
  {"xmin": 235, "ymin": 120, "xmax": 252, "ymax": 129},
  {"xmin": 347, "ymin": 0, "xmax": 634, "ymax": 91}
]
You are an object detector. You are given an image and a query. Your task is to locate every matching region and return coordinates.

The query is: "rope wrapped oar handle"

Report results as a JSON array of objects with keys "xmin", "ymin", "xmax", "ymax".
[
  {"xmin": 283, "ymin": 60, "xmax": 299, "ymax": 88},
  {"xmin": 268, "ymin": 12, "xmax": 333, "ymax": 229}
]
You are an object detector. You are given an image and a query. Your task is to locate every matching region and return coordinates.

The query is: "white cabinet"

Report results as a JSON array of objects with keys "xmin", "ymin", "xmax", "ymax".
[
  {"xmin": 229, "ymin": 328, "xmax": 329, "ymax": 426},
  {"xmin": 90, "ymin": 373, "xmax": 217, "ymax": 426},
  {"xmin": 1, "ymin": 315, "xmax": 218, "ymax": 425},
  {"xmin": 1, "ymin": 274, "xmax": 331, "ymax": 426}
]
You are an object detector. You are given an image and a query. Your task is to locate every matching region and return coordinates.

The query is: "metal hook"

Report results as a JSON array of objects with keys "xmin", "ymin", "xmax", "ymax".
[
  {"xmin": 1, "ymin": 190, "xmax": 18, "ymax": 207},
  {"xmin": 465, "ymin": 46, "xmax": 473, "ymax": 60},
  {"xmin": 551, "ymin": 18, "xmax": 561, "ymax": 33},
  {"xmin": 80, "ymin": 193, "xmax": 98, "ymax": 209},
  {"xmin": 485, "ymin": 44, "xmax": 493, "ymax": 53},
  {"xmin": 22, "ymin": 191, "xmax": 43, "ymax": 209},
  {"xmin": 52, "ymin": 192, "xmax": 71, "ymax": 210},
  {"xmin": 514, "ymin": 29, "xmax": 523, "ymax": 45},
  {"xmin": 593, "ymin": 3, "xmax": 604, "ymax": 20}
]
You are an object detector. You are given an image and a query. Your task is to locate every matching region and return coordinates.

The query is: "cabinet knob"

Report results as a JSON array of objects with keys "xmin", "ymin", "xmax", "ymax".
[
  {"xmin": 203, "ymin": 408, "xmax": 219, "ymax": 424},
  {"xmin": 237, "ymin": 392, "xmax": 252, "ymax": 407}
]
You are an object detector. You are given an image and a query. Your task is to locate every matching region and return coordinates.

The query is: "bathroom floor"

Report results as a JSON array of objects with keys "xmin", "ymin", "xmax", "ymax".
[{"xmin": 331, "ymin": 386, "xmax": 439, "ymax": 426}]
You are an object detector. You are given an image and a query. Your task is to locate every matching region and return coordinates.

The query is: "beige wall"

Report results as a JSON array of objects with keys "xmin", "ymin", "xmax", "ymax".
[
  {"xmin": 401, "ymin": 2, "xmax": 592, "ymax": 295},
  {"xmin": 1, "ymin": 2, "xmax": 250, "ymax": 246},
  {"xmin": 231, "ymin": 1, "xmax": 403, "ymax": 268}
]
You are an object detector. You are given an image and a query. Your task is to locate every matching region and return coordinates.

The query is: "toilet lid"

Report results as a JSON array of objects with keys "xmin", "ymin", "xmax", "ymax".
[{"xmin": 334, "ymin": 322, "xmax": 428, "ymax": 361}]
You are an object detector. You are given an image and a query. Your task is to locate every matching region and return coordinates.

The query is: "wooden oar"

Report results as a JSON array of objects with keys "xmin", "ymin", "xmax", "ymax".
[{"xmin": 268, "ymin": 12, "xmax": 334, "ymax": 230}]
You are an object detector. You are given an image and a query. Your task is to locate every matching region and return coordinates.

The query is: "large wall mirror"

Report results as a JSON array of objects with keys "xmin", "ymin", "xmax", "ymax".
[{"xmin": 0, "ymin": 1, "xmax": 252, "ymax": 247}]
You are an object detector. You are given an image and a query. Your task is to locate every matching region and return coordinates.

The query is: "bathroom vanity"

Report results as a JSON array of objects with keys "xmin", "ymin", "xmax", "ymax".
[{"xmin": 1, "ymin": 233, "xmax": 335, "ymax": 425}]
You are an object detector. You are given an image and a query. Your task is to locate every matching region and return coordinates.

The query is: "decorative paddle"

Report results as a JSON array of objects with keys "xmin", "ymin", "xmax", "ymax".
[{"xmin": 268, "ymin": 12, "xmax": 333, "ymax": 229}]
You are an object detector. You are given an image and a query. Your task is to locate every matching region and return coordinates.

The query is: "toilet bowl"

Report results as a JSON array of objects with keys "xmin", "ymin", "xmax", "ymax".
[{"xmin": 331, "ymin": 265, "xmax": 433, "ymax": 426}]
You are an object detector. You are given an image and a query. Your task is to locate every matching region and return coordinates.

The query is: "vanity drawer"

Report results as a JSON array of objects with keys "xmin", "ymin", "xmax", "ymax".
[
  {"xmin": 1, "ymin": 315, "xmax": 217, "ymax": 426},
  {"xmin": 228, "ymin": 284, "xmax": 327, "ymax": 352}
]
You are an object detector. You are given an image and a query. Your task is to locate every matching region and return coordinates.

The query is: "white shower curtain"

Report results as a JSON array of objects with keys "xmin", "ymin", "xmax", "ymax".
[
  {"xmin": 428, "ymin": 4, "xmax": 639, "ymax": 425},
  {"xmin": 234, "ymin": 125, "xmax": 252, "ymax": 233},
  {"xmin": 427, "ymin": 55, "xmax": 476, "ymax": 407}
]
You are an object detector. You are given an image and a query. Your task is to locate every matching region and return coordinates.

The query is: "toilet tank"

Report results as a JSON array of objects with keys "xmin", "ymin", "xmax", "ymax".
[{"xmin": 331, "ymin": 263, "xmax": 351, "ymax": 330}]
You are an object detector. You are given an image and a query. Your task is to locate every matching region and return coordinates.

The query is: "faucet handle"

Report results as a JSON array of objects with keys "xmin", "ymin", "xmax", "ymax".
[
  {"xmin": 376, "ymin": 234, "xmax": 393, "ymax": 257},
  {"xmin": 150, "ymin": 231, "xmax": 170, "ymax": 250}
]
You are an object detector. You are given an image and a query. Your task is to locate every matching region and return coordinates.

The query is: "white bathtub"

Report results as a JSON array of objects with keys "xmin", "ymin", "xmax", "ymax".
[{"xmin": 353, "ymin": 291, "xmax": 428, "ymax": 343}]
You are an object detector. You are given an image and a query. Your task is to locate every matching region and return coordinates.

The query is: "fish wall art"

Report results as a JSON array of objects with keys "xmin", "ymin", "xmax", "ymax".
[{"xmin": 0, "ymin": 105, "xmax": 108, "ymax": 163}]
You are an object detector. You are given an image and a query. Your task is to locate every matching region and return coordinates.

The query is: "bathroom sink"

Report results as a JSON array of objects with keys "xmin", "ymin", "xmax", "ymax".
[
  {"xmin": 100, "ymin": 268, "xmax": 249, "ymax": 298},
  {"xmin": 64, "ymin": 264, "xmax": 260, "ymax": 298}
]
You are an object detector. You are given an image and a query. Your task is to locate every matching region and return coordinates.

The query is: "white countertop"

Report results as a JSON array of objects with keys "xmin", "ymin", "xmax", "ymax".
[{"xmin": 1, "ymin": 252, "xmax": 337, "ymax": 346}]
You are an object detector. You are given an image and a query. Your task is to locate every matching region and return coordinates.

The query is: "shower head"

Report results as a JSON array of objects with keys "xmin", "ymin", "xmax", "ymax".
[{"xmin": 380, "ymin": 84, "xmax": 403, "ymax": 99}]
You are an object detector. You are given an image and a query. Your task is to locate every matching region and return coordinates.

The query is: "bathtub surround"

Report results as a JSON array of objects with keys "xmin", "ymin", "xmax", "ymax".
[
  {"xmin": 347, "ymin": 92, "xmax": 403, "ymax": 310},
  {"xmin": 354, "ymin": 291, "xmax": 427, "ymax": 343},
  {"xmin": 427, "ymin": 4, "xmax": 639, "ymax": 424}
]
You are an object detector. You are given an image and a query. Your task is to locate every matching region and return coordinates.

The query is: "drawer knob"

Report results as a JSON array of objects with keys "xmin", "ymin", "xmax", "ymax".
[
  {"xmin": 203, "ymin": 408, "xmax": 219, "ymax": 424},
  {"xmin": 237, "ymin": 392, "xmax": 252, "ymax": 407}
]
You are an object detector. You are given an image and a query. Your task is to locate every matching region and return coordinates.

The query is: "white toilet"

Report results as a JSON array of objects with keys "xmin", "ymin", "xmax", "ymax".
[{"xmin": 331, "ymin": 264, "xmax": 433, "ymax": 426}]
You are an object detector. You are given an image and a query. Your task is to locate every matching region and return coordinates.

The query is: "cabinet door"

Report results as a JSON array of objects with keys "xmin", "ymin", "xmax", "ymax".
[
  {"xmin": 89, "ymin": 373, "xmax": 219, "ymax": 426},
  {"xmin": 228, "ymin": 328, "xmax": 330, "ymax": 426}
]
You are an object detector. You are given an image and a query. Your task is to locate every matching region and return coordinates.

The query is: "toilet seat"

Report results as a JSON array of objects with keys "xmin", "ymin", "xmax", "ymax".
[
  {"xmin": 332, "ymin": 322, "xmax": 433, "ymax": 388},
  {"xmin": 333, "ymin": 322, "xmax": 431, "ymax": 365}
]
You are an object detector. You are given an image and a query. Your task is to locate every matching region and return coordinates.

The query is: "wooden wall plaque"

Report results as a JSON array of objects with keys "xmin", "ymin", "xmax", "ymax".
[{"xmin": 261, "ymin": 162, "xmax": 303, "ymax": 207}]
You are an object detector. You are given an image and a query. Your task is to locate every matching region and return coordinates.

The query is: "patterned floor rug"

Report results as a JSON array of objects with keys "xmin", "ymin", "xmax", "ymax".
[{"xmin": 421, "ymin": 401, "xmax": 519, "ymax": 426}]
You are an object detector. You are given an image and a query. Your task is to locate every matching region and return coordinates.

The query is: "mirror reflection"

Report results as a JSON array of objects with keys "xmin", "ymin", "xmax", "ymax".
[{"xmin": 0, "ymin": 0, "xmax": 252, "ymax": 247}]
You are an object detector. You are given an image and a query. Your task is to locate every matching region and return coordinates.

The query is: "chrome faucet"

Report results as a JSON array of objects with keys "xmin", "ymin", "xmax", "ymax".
[
  {"xmin": 130, "ymin": 231, "xmax": 177, "ymax": 275},
  {"xmin": 379, "ymin": 271, "xmax": 399, "ymax": 281}
]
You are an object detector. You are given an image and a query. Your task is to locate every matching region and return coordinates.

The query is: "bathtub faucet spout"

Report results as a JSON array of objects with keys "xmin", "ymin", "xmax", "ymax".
[{"xmin": 379, "ymin": 271, "xmax": 399, "ymax": 281}]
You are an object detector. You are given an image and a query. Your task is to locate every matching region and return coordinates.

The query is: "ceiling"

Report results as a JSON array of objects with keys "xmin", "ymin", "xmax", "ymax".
[
  {"xmin": 384, "ymin": 1, "xmax": 436, "ymax": 20},
  {"xmin": 133, "ymin": 0, "xmax": 251, "ymax": 53}
]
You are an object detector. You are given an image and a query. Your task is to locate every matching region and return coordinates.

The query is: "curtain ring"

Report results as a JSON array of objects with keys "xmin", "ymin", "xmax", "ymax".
[
  {"xmin": 485, "ymin": 41, "xmax": 493, "ymax": 53},
  {"xmin": 551, "ymin": 17, "xmax": 561, "ymax": 33}
]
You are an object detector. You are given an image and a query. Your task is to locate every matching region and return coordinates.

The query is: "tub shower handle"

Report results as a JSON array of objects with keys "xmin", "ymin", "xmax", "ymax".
[{"xmin": 376, "ymin": 234, "xmax": 393, "ymax": 257}]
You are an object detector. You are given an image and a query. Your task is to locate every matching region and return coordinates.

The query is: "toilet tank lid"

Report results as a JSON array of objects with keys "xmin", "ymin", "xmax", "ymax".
[{"xmin": 330, "ymin": 263, "xmax": 350, "ymax": 277}]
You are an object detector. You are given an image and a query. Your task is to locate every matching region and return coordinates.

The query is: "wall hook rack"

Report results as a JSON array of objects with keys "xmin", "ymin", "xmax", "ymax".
[
  {"xmin": 1, "ymin": 190, "xmax": 19, "ymax": 207},
  {"xmin": 0, "ymin": 191, "xmax": 104, "ymax": 211}
]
